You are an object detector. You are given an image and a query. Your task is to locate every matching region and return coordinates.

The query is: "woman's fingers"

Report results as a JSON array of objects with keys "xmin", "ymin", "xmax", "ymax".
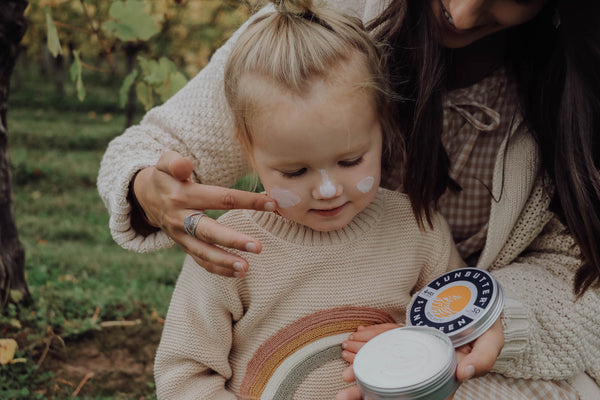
[
  {"xmin": 188, "ymin": 257, "xmax": 238, "ymax": 278},
  {"xmin": 156, "ymin": 151, "xmax": 277, "ymax": 213},
  {"xmin": 156, "ymin": 150, "xmax": 194, "ymax": 181},
  {"xmin": 131, "ymin": 150, "xmax": 280, "ymax": 276},
  {"xmin": 341, "ymin": 323, "xmax": 400, "ymax": 364},
  {"xmin": 180, "ymin": 220, "xmax": 264, "ymax": 277},
  {"xmin": 455, "ymin": 318, "xmax": 504, "ymax": 381},
  {"xmin": 342, "ymin": 365, "xmax": 356, "ymax": 382},
  {"xmin": 353, "ymin": 323, "xmax": 399, "ymax": 339},
  {"xmin": 181, "ymin": 212, "xmax": 262, "ymax": 254},
  {"xmin": 185, "ymin": 184, "xmax": 276, "ymax": 212}
]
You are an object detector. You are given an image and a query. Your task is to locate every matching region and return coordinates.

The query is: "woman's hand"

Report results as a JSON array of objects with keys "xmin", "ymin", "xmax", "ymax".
[
  {"xmin": 335, "ymin": 318, "xmax": 504, "ymax": 399},
  {"xmin": 335, "ymin": 323, "xmax": 399, "ymax": 400},
  {"xmin": 454, "ymin": 317, "xmax": 504, "ymax": 381},
  {"xmin": 340, "ymin": 323, "xmax": 400, "ymax": 364},
  {"xmin": 132, "ymin": 151, "xmax": 277, "ymax": 277}
]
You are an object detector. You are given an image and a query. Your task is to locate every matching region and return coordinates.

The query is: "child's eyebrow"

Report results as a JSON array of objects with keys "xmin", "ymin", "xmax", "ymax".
[{"xmin": 335, "ymin": 140, "xmax": 371, "ymax": 158}]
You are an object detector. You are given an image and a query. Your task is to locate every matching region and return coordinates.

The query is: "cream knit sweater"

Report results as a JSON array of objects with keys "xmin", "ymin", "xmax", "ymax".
[
  {"xmin": 97, "ymin": 0, "xmax": 600, "ymax": 398},
  {"xmin": 154, "ymin": 189, "xmax": 464, "ymax": 399}
]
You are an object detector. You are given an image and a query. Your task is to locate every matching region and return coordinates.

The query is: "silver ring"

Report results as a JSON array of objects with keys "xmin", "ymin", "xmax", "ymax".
[{"xmin": 184, "ymin": 211, "xmax": 206, "ymax": 239}]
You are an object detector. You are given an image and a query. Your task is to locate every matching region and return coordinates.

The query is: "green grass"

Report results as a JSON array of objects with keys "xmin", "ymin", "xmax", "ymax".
[
  {"xmin": 1, "ymin": 71, "xmax": 183, "ymax": 399},
  {"xmin": 2, "ymin": 66, "xmax": 262, "ymax": 399}
]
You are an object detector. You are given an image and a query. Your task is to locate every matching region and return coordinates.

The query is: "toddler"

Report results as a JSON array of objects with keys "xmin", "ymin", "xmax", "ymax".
[{"xmin": 154, "ymin": 0, "xmax": 463, "ymax": 398}]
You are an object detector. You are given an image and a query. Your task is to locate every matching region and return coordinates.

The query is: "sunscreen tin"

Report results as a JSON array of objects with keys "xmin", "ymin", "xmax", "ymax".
[
  {"xmin": 352, "ymin": 268, "xmax": 504, "ymax": 399},
  {"xmin": 407, "ymin": 268, "xmax": 504, "ymax": 347},
  {"xmin": 353, "ymin": 326, "xmax": 458, "ymax": 400}
]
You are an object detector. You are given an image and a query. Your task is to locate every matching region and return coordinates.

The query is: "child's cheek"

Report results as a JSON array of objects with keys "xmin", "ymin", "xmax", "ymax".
[
  {"xmin": 356, "ymin": 176, "xmax": 375, "ymax": 193},
  {"xmin": 269, "ymin": 186, "xmax": 301, "ymax": 208}
]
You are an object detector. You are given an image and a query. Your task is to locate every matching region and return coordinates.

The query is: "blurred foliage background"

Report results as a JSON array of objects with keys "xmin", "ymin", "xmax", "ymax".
[{"xmin": 1, "ymin": 1, "xmax": 262, "ymax": 398}]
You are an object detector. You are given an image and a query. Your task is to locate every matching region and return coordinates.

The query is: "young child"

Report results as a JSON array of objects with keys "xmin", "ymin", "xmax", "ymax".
[{"xmin": 153, "ymin": 0, "xmax": 464, "ymax": 398}]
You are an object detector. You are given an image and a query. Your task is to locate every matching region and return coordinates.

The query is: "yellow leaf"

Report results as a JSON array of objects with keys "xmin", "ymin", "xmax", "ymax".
[
  {"xmin": 45, "ymin": 9, "xmax": 62, "ymax": 57},
  {"xmin": 0, "ymin": 339, "xmax": 18, "ymax": 365}
]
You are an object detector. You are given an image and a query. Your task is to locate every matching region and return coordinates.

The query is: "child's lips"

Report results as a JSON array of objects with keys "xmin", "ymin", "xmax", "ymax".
[{"xmin": 311, "ymin": 203, "xmax": 347, "ymax": 217}]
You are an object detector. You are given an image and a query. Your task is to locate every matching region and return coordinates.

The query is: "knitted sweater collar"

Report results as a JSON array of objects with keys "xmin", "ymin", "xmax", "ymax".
[{"xmin": 246, "ymin": 189, "xmax": 387, "ymax": 246}]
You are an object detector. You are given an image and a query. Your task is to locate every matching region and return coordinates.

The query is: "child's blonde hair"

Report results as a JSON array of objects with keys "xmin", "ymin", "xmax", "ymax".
[{"xmin": 224, "ymin": 0, "xmax": 399, "ymax": 162}]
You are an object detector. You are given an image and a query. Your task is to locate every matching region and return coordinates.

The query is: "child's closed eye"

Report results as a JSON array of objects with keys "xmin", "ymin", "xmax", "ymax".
[
  {"xmin": 338, "ymin": 156, "xmax": 364, "ymax": 168},
  {"xmin": 281, "ymin": 168, "xmax": 307, "ymax": 178}
]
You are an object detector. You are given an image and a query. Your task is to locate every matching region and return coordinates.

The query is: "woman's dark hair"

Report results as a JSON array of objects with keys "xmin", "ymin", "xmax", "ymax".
[{"xmin": 370, "ymin": 0, "xmax": 600, "ymax": 295}]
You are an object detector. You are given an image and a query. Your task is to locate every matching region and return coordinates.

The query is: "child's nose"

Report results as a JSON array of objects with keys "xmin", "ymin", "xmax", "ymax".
[{"xmin": 312, "ymin": 169, "xmax": 342, "ymax": 199}]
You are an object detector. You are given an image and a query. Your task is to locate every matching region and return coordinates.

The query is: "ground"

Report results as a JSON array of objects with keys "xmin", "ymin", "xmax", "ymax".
[{"xmin": 41, "ymin": 323, "xmax": 162, "ymax": 398}]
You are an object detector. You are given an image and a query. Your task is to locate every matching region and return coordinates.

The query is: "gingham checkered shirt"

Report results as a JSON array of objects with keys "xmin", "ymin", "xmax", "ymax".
[
  {"xmin": 439, "ymin": 68, "xmax": 514, "ymax": 264},
  {"xmin": 438, "ymin": 68, "xmax": 578, "ymax": 399}
]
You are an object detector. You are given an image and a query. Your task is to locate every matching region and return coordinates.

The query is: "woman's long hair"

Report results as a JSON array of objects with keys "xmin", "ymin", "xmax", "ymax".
[{"xmin": 370, "ymin": 0, "xmax": 600, "ymax": 295}]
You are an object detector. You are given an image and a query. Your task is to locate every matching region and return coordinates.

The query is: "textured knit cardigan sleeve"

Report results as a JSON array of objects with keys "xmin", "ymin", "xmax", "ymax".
[{"xmin": 488, "ymin": 178, "xmax": 600, "ymax": 391}]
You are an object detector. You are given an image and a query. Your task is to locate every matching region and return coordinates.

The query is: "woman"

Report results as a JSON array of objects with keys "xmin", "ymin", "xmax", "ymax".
[{"xmin": 97, "ymin": 0, "xmax": 600, "ymax": 398}]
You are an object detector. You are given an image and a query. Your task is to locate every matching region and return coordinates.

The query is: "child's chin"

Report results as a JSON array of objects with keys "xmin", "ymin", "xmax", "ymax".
[{"xmin": 304, "ymin": 218, "xmax": 353, "ymax": 232}]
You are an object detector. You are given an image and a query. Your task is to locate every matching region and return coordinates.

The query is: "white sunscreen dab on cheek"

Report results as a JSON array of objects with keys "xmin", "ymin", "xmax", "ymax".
[
  {"xmin": 269, "ymin": 187, "xmax": 301, "ymax": 208},
  {"xmin": 356, "ymin": 176, "xmax": 375, "ymax": 193},
  {"xmin": 319, "ymin": 169, "xmax": 336, "ymax": 197}
]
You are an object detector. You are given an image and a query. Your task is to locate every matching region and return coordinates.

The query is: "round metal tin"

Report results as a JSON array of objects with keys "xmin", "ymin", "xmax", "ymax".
[
  {"xmin": 407, "ymin": 267, "xmax": 504, "ymax": 347},
  {"xmin": 353, "ymin": 326, "xmax": 458, "ymax": 400}
]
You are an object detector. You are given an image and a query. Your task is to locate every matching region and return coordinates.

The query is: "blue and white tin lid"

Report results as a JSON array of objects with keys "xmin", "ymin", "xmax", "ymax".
[{"xmin": 407, "ymin": 267, "xmax": 504, "ymax": 347}]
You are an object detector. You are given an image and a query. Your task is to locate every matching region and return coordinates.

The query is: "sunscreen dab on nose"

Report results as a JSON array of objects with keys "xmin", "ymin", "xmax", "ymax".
[
  {"xmin": 269, "ymin": 187, "xmax": 301, "ymax": 208},
  {"xmin": 319, "ymin": 169, "xmax": 336, "ymax": 198}
]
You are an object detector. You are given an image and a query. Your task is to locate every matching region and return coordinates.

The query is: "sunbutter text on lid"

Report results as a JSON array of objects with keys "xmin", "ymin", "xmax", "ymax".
[
  {"xmin": 408, "ymin": 267, "xmax": 504, "ymax": 347},
  {"xmin": 353, "ymin": 328, "xmax": 453, "ymax": 389}
]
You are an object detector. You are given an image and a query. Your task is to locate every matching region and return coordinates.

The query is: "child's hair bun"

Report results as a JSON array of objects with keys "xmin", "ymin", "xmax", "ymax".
[{"xmin": 271, "ymin": 0, "xmax": 314, "ymax": 15}]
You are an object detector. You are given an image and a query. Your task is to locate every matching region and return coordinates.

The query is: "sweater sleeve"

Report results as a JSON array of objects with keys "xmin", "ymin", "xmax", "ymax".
[
  {"xmin": 154, "ymin": 256, "xmax": 244, "ymax": 400},
  {"xmin": 490, "ymin": 216, "xmax": 600, "ymax": 383}
]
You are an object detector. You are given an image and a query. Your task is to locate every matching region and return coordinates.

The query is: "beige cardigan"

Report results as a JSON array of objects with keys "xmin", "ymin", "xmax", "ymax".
[{"xmin": 97, "ymin": 0, "xmax": 600, "ymax": 397}]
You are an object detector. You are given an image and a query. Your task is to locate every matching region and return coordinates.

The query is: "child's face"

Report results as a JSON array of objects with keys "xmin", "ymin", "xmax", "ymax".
[{"xmin": 247, "ymin": 67, "xmax": 383, "ymax": 232}]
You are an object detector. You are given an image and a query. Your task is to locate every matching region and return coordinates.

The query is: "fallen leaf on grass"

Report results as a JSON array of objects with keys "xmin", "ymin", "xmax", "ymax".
[
  {"xmin": 0, "ymin": 338, "xmax": 18, "ymax": 365},
  {"xmin": 99, "ymin": 319, "xmax": 141, "ymax": 328}
]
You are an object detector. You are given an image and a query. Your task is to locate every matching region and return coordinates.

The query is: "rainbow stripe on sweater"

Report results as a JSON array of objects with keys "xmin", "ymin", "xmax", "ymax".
[{"xmin": 239, "ymin": 306, "xmax": 395, "ymax": 399}]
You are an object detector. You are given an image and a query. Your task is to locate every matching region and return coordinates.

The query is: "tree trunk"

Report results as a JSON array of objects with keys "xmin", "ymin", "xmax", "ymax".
[{"xmin": 0, "ymin": 0, "xmax": 30, "ymax": 307}]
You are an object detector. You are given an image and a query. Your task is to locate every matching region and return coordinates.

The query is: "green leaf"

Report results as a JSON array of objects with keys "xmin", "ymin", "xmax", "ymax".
[
  {"xmin": 44, "ymin": 9, "xmax": 62, "ymax": 58},
  {"xmin": 69, "ymin": 50, "xmax": 86, "ymax": 102},
  {"xmin": 142, "ymin": 58, "xmax": 169, "ymax": 87},
  {"xmin": 160, "ymin": 70, "xmax": 188, "ymax": 102},
  {"xmin": 136, "ymin": 56, "xmax": 154, "ymax": 76},
  {"xmin": 119, "ymin": 69, "xmax": 138, "ymax": 107},
  {"xmin": 134, "ymin": 56, "xmax": 188, "ymax": 106},
  {"xmin": 102, "ymin": 0, "xmax": 159, "ymax": 41},
  {"xmin": 135, "ymin": 82, "xmax": 154, "ymax": 110}
]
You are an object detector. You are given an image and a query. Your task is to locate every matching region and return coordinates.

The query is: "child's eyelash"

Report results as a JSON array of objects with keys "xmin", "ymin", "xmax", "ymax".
[
  {"xmin": 281, "ymin": 168, "xmax": 307, "ymax": 178},
  {"xmin": 280, "ymin": 157, "xmax": 363, "ymax": 177},
  {"xmin": 338, "ymin": 156, "xmax": 364, "ymax": 167}
]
